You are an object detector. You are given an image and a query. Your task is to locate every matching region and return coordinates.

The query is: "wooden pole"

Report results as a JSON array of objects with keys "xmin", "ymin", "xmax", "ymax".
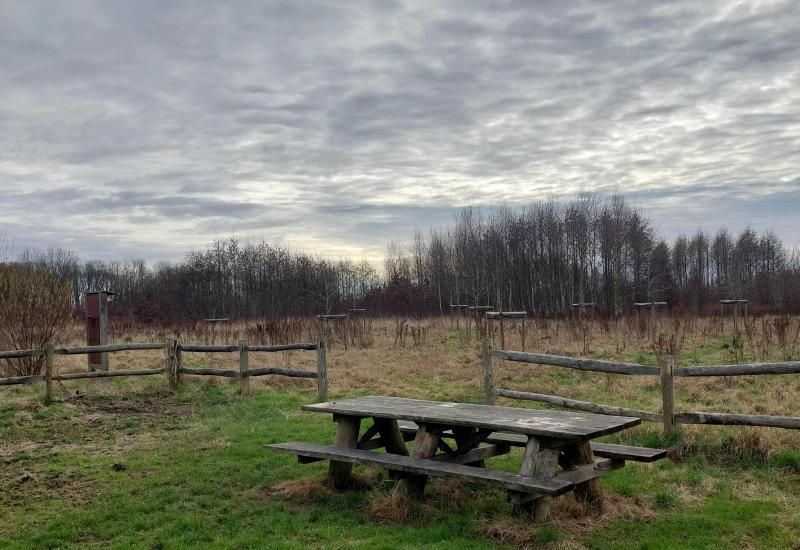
[
  {"xmin": 482, "ymin": 333, "xmax": 495, "ymax": 405},
  {"xmin": 238, "ymin": 340, "xmax": 249, "ymax": 395},
  {"xmin": 44, "ymin": 345, "xmax": 54, "ymax": 403},
  {"xmin": 317, "ymin": 319, "xmax": 328, "ymax": 402},
  {"xmin": 165, "ymin": 338, "xmax": 178, "ymax": 392},
  {"xmin": 659, "ymin": 355, "xmax": 676, "ymax": 434},
  {"xmin": 175, "ymin": 340, "xmax": 182, "ymax": 390},
  {"xmin": 164, "ymin": 338, "xmax": 171, "ymax": 388},
  {"xmin": 499, "ymin": 314, "xmax": 506, "ymax": 350},
  {"xmin": 521, "ymin": 317, "xmax": 526, "ymax": 351}
]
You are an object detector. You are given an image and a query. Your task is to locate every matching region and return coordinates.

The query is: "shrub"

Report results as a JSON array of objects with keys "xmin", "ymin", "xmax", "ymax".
[{"xmin": 0, "ymin": 265, "xmax": 72, "ymax": 376}]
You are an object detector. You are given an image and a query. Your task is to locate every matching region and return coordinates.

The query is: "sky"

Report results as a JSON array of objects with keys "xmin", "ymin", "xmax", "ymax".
[{"xmin": 1, "ymin": 0, "xmax": 799, "ymax": 266}]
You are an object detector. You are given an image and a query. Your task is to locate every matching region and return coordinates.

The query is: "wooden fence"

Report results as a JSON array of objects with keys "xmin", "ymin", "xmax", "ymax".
[
  {"xmin": 481, "ymin": 337, "xmax": 800, "ymax": 433},
  {"xmin": 0, "ymin": 338, "xmax": 327, "ymax": 402}
]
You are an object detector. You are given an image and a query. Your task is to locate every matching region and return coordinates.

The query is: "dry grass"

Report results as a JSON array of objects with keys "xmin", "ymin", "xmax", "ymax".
[
  {"xmin": 12, "ymin": 313, "xmax": 800, "ymax": 455},
  {"xmin": 364, "ymin": 478, "xmax": 469, "ymax": 525},
  {"xmin": 480, "ymin": 493, "xmax": 655, "ymax": 549},
  {"xmin": 264, "ymin": 475, "xmax": 337, "ymax": 500},
  {"xmin": 264, "ymin": 469, "xmax": 383, "ymax": 501}
]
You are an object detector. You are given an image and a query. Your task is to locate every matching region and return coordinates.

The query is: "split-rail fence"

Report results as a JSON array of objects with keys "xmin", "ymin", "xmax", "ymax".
[
  {"xmin": 0, "ymin": 339, "xmax": 327, "ymax": 402},
  {"xmin": 482, "ymin": 337, "xmax": 800, "ymax": 433}
]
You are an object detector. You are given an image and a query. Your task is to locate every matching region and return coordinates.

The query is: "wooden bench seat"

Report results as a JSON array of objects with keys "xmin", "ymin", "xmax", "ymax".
[
  {"xmin": 589, "ymin": 442, "xmax": 667, "ymax": 462},
  {"xmin": 266, "ymin": 442, "xmax": 574, "ymax": 496},
  {"xmin": 395, "ymin": 421, "xmax": 666, "ymax": 463}
]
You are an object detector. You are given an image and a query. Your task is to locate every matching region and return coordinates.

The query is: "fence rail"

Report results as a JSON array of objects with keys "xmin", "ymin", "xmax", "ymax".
[
  {"xmin": 0, "ymin": 339, "xmax": 327, "ymax": 401},
  {"xmin": 485, "ymin": 342, "xmax": 800, "ymax": 432},
  {"xmin": 491, "ymin": 350, "xmax": 659, "ymax": 376},
  {"xmin": 491, "ymin": 350, "xmax": 800, "ymax": 378}
]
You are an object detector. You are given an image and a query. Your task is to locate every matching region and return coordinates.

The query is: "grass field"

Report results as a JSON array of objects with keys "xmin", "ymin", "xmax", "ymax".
[{"xmin": 2, "ymin": 316, "xmax": 800, "ymax": 548}]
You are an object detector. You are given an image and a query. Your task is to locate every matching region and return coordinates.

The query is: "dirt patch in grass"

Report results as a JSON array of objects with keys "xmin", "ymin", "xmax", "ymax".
[
  {"xmin": 1, "ymin": 389, "xmax": 197, "ymax": 463},
  {"xmin": 0, "ymin": 468, "xmax": 97, "ymax": 507},
  {"xmin": 66, "ymin": 388, "xmax": 195, "ymax": 420}
]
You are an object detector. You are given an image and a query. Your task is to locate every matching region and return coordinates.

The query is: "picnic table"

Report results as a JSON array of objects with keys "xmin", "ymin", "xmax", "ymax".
[{"xmin": 267, "ymin": 395, "xmax": 666, "ymax": 521}]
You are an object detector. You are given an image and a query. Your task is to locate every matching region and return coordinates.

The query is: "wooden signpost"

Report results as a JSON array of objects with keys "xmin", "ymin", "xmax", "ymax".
[
  {"xmin": 720, "ymin": 299, "xmax": 749, "ymax": 336},
  {"xmin": 485, "ymin": 311, "xmax": 528, "ymax": 350}
]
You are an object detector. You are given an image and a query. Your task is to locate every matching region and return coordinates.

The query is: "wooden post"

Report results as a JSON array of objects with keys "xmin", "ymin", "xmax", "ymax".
[
  {"xmin": 164, "ymin": 338, "xmax": 171, "ymax": 388},
  {"xmin": 498, "ymin": 311, "xmax": 506, "ymax": 350},
  {"xmin": 175, "ymin": 340, "xmax": 182, "ymax": 390},
  {"xmin": 238, "ymin": 340, "xmax": 249, "ymax": 395},
  {"xmin": 317, "ymin": 319, "xmax": 328, "ymax": 402},
  {"xmin": 482, "ymin": 334, "xmax": 495, "ymax": 405},
  {"xmin": 659, "ymin": 355, "xmax": 676, "ymax": 434},
  {"xmin": 341, "ymin": 316, "xmax": 348, "ymax": 351},
  {"xmin": 44, "ymin": 345, "xmax": 54, "ymax": 403},
  {"xmin": 165, "ymin": 338, "xmax": 179, "ymax": 392},
  {"xmin": 521, "ymin": 317, "xmax": 526, "ymax": 351}
]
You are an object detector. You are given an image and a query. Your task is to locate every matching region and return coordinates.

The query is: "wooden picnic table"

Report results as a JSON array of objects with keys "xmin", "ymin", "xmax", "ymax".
[{"xmin": 267, "ymin": 395, "xmax": 665, "ymax": 522}]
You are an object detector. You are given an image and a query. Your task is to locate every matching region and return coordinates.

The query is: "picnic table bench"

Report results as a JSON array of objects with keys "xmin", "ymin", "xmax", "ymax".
[{"xmin": 266, "ymin": 395, "xmax": 667, "ymax": 521}]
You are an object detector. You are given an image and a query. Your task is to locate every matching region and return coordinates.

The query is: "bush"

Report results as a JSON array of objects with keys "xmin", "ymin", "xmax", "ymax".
[{"xmin": 0, "ymin": 265, "xmax": 72, "ymax": 376}]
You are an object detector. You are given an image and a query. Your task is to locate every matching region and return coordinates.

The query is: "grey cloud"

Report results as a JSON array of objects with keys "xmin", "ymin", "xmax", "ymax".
[{"xmin": 1, "ymin": 0, "xmax": 799, "ymax": 263}]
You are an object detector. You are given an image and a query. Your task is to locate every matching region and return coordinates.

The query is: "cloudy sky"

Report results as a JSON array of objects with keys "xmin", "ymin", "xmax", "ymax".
[{"xmin": 2, "ymin": 0, "xmax": 799, "ymax": 265}]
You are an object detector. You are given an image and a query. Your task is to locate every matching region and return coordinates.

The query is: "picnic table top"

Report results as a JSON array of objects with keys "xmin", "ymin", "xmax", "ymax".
[{"xmin": 303, "ymin": 395, "xmax": 640, "ymax": 440}]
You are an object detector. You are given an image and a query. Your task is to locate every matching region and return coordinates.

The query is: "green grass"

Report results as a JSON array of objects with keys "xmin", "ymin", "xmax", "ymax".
[{"xmin": 1, "ymin": 382, "xmax": 798, "ymax": 549}]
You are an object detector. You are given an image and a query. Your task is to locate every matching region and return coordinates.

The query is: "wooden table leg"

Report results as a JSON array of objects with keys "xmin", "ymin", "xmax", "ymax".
[
  {"xmin": 514, "ymin": 436, "xmax": 560, "ymax": 522},
  {"xmin": 453, "ymin": 426, "xmax": 487, "ymax": 467},
  {"xmin": 374, "ymin": 418, "xmax": 408, "ymax": 456},
  {"xmin": 374, "ymin": 417, "xmax": 408, "ymax": 480},
  {"xmin": 329, "ymin": 415, "xmax": 361, "ymax": 490},
  {"xmin": 562, "ymin": 440, "xmax": 602, "ymax": 504},
  {"xmin": 402, "ymin": 423, "xmax": 441, "ymax": 497}
]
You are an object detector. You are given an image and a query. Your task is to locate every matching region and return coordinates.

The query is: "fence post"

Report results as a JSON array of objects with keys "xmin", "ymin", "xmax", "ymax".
[
  {"xmin": 482, "ymin": 333, "xmax": 495, "ymax": 405},
  {"xmin": 165, "ymin": 338, "xmax": 179, "ymax": 392},
  {"xmin": 499, "ymin": 314, "xmax": 506, "ymax": 350},
  {"xmin": 175, "ymin": 340, "xmax": 182, "ymax": 389},
  {"xmin": 239, "ymin": 340, "xmax": 249, "ymax": 395},
  {"xmin": 659, "ymin": 354, "xmax": 676, "ymax": 434},
  {"xmin": 44, "ymin": 345, "xmax": 54, "ymax": 403},
  {"xmin": 317, "ymin": 319, "xmax": 328, "ymax": 402}
]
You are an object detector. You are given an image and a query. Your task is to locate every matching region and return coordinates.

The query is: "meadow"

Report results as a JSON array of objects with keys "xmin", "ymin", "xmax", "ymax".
[{"xmin": 1, "ymin": 315, "xmax": 799, "ymax": 549}]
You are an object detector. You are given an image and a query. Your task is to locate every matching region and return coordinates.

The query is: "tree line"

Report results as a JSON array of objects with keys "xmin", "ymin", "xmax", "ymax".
[
  {"xmin": 3, "ymin": 194, "xmax": 799, "ymax": 321},
  {"xmin": 396, "ymin": 195, "xmax": 799, "ymax": 316}
]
